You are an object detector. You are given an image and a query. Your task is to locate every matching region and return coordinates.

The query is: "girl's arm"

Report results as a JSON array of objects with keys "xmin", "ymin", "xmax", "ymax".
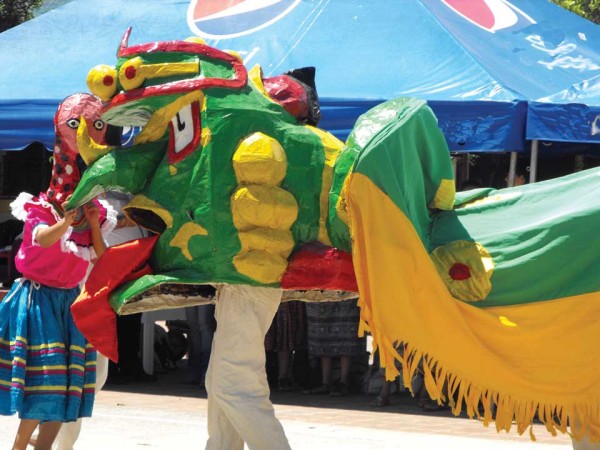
[
  {"xmin": 83, "ymin": 202, "xmax": 107, "ymax": 261},
  {"xmin": 35, "ymin": 208, "xmax": 78, "ymax": 248}
]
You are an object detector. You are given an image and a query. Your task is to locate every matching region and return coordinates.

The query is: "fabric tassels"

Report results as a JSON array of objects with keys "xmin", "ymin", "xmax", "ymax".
[{"xmin": 362, "ymin": 312, "xmax": 600, "ymax": 443}]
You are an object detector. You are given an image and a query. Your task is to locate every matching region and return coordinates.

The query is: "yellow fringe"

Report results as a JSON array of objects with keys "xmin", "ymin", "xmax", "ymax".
[
  {"xmin": 358, "ymin": 318, "xmax": 600, "ymax": 443},
  {"xmin": 349, "ymin": 173, "xmax": 600, "ymax": 444}
]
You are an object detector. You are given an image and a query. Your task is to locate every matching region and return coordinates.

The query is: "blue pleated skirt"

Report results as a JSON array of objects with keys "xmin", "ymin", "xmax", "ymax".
[{"xmin": 0, "ymin": 279, "xmax": 96, "ymax": 422}]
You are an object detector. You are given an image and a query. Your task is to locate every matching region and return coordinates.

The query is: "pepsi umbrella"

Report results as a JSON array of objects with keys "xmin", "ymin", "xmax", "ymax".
[{"xmin": 0, "ymin": 0, "xmax": 598, "ymax": 153}]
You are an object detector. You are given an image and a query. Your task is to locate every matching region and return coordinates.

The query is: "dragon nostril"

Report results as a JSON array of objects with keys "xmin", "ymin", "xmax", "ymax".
[
  {"xmin": 176, "ymin": 113, "xmax": 186, "ymax": 132},
  {"xmin": 105, "ymin": 125, "xmax": 123, "ymax": 146}
]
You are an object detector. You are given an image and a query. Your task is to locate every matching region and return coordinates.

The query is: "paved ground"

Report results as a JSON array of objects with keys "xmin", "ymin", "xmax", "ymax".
[{"xmin": 0, "ymin": 363, "xmax": 573, "ymax": 449}]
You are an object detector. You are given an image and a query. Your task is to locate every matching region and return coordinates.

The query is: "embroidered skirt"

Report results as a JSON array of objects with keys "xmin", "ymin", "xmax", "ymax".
[
  {"xmin": 0, "ymin": 280, "xmax": 96, "ymax": 422},
  {"xmin": 305, "ymin": 298, "xmax": 366, "ymax": 357}
]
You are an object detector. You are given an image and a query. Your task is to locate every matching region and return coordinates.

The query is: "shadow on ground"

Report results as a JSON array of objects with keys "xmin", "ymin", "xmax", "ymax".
[{"xmin": 103, "ymin": 359, "xmax": 462, "ymax": 421}]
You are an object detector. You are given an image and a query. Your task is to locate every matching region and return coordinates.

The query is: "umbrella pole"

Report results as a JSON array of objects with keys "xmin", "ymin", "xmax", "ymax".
[
  {"xmin": 507, "ymin": 151, "xmax": 518, "ymax": 187},
  {"xmin": 452, "ymin": 154, "xmax": 457, "ymax": 179},
  {"xmin": 529, "ymin": 140, "xmax": 539, "ymax": 183}
]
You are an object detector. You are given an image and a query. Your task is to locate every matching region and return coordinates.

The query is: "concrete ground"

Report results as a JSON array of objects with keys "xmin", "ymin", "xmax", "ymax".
[{"xmin": 0, "ymin": 362, "xmax": 573, "ymax": 449}]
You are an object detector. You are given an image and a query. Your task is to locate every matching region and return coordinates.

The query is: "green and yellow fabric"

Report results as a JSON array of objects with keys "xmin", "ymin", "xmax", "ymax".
[
  {"xmin": 343, "ymin": 98, "xmax": 600, "ymax": 442},
  {"xmin": 69, "ymin": 33, "xmax": 352, "ymax": 316}
]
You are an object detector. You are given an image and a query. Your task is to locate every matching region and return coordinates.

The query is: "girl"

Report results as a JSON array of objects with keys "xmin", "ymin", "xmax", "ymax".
[{"xmin": 0, "ymin": 93, "xmax": 116, "ymax": 450}]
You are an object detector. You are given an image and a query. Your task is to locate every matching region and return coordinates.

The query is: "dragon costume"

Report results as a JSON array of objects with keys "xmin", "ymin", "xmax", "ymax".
[{"xmin": 67, "ymin": 31, "xmax": 599, "ymax": 442}]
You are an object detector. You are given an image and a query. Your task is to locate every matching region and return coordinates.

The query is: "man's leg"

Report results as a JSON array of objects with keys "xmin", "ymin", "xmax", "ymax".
[
  {"xmin": 196, "ymin": 304, "xmax": 216, "ymax": 383},
  {"xmin": 205, "ymin": 285, "xmax": 291, "ymax": 450},
  {"xmin": 205, "ymin": 338, "xmax": 244, "ymax": 450},
  {"xmin": 54, "ymin": 353, "xmax": 109, "ymax": 450},
  {"xmin": 570, "ymin": 411, "xmax": 599, "ymax": 450},
  {"xmin": 572, "ymin": 437, "xmax": 600, "ymax": 450}
]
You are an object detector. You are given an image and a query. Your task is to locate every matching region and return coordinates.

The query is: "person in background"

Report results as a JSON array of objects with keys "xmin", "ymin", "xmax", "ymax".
[
  {"xmin": 102, "ymin": 192, "xmax": 156, "ymax": 385},
  {"xmin": 302, "ymin": 298, "xmax": 366, "ymax": 396},
  {"xmin": 370, "ymin": 346, "xmax": 406, "ymax": 408},
  {"xmin": 505, "ymin": 166, "xmax": 528, "ymax": 187},
  {"xmin": 184, "ymin": 303, "xmax": 216, "ymax": 387},
  {"xmin": 264, "ymin": 301, "xmax": 307, "ymax": 391}
]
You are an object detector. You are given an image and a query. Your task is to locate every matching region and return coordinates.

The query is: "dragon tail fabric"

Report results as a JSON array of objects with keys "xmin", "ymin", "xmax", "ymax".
[{"xmin": 343, "ymin": 98, "xmax": 600, "ymax": 442}]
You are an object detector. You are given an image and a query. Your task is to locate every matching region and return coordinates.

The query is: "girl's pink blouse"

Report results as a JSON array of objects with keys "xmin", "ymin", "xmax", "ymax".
[{"xmin": 12, "ymin": 193, "xmax": 117, "ymax": 289}]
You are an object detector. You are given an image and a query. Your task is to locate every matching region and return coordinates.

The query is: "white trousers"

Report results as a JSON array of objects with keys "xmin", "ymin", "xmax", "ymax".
[
  {"xmin": 54, "ymin": 352, "xmax": 109, "ymax": 450},
  {"xmin": 572, "ymin": 437, "xmax": 600, "ymax": 449},
  {"xmin": 205, "ymin": 285, "xmax": 291, "ymax": 450}
]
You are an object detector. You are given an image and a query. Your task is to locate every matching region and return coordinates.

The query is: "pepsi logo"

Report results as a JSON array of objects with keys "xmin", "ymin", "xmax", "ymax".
[
  {"xmin": 442, "ymin": 0, "xmax": 536, "ymax": 33},
  {"xmin": 187, "ymin": 0, "xmax": 302, "ymax": 39}
]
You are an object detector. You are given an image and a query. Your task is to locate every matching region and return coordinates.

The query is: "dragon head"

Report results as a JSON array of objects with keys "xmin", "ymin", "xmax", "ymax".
[
  {"xmin": 67, "ymin": 31, "xmax": 354, "ymax": 316},
  {"xmin": 67, "ymin": 29, "xmax": 250, "ymax": 212}
]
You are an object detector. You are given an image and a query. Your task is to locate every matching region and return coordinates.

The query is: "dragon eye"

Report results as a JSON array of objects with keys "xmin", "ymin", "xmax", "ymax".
[
  {"xmin": 93, "ymin": 119, "xmax": 105, "ymax": 130},
  {"xmin": 119, "ymin": 57, "xmax": 145, "ymax": 91},
  {"xmin": 67, "ymin": 118, "xmax": 81, "ymax": 129},
  {"xmin": 86, "ymin": 64, "xmax": 117, "ymax": 101}
]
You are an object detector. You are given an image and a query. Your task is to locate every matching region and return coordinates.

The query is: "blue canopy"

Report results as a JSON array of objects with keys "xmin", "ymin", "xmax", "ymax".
[{"xmin": 0, "ymin": 0, "xmax": 598, "ymax": 152}]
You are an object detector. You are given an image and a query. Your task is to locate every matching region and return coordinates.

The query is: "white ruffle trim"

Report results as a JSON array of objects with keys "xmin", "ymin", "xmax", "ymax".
[
  {"xmin": 98, "ymin": 197, "xmax": 119, "ymax": 237},
  {"xmin": 60, "ymin": 231, "xmax": 93, "ymax": 261},
  {"xmin": 31, "ymin": 223, "xmax": 49, "ymax": 246},
  {"xmin": 10, "ymin": 192, "xmax": 35, "ymax": 221}
]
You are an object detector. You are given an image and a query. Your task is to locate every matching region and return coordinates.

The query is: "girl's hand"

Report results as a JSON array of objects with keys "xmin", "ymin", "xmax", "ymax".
[
  {"xmin": 62, "ymin": 208, "xmax": 78, "ymax": 226},
  {"xmin": 83, "ymin": 202, "xmax": 101, "ymax": 227},
  {"xmin": 37, "ymin": 196, "xmax": 79, "ymax": 248},
  {"xmin": 61, "ymin": 195, "xmax": 78, "ymax": 226}
]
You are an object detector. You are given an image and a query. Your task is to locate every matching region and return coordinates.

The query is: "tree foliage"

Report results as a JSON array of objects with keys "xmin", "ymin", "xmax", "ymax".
[
  {"xmin": 551, "ymin": 0, "xmax": 600, "ymax": 24},
  {"xmin": 0, "ymin": 0, "xmax": 43, "ymax": 32}
]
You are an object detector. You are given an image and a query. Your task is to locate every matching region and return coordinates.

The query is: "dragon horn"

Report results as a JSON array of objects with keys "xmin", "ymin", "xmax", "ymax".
[{"xmin": 118, "ymin": 27, "xmax": 132, "ymax": 57}]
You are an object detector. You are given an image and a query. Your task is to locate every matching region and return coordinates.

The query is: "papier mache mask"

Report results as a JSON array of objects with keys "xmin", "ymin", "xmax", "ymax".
[{"xmin": 47, "ymin": 94, "xmax": 108, "ymax": 215}]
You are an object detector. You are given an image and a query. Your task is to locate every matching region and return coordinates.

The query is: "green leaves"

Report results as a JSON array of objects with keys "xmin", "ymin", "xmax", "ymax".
[
  {"xmin": 551, "ymin": 0, "xmax": 600, "ymax": 24},
  {"xmin": 0, "ymin": 0, "xmax": 44, "ymax": 32}
]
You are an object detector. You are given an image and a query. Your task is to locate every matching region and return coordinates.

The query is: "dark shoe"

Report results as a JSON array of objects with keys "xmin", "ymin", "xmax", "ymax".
[
  {"xmin": 420, "ymin": 397, "xmax": 447, "ymax": 411},
  {"xmin": 329, "ymin": 382, "xmax": 348, "ymax": 397},
  {"xmin": 302, "ymin": 383, "xmax": 330, "ymax": 395},
  {"xmin": 371, "ymin": 395, "xmax": 390, "ymax": 407}
]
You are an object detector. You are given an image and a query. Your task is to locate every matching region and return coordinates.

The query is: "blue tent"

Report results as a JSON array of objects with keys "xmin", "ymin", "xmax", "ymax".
[{"xmin": 0, "ymin": 0, "xmax": 598, "ymax": 152}]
